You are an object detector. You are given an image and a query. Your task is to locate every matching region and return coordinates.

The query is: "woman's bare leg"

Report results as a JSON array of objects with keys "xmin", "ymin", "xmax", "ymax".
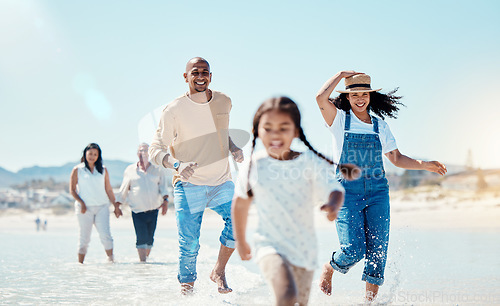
[{"xmin": 365, "ymin": 282, "xmax": 379, "ymax": 303}]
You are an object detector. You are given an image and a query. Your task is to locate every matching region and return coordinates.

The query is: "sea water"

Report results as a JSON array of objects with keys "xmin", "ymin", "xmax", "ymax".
[{"xmin": 1, "ymin": 220, "xmax": 499, "ymax": 305}]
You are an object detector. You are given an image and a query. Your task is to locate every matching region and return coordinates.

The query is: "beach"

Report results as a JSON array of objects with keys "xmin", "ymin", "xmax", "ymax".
[{"xmin": 1, "ymin": 189, "xmax": 499, "ymax": 305}]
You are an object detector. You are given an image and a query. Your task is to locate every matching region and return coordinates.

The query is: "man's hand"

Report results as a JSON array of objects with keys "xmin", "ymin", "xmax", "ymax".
[
  {"xmin": 178, "ymin": 162, "xmax": 198, "ymax": 180},
  {"xmin": 231, "ymin": 148, "xmax": 244, "ymax": 163}
]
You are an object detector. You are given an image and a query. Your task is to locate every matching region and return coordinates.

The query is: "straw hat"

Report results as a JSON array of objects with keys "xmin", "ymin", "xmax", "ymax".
[{"xmin": 336, "ymin": 74, "xmax": 382, "ymax": 93}]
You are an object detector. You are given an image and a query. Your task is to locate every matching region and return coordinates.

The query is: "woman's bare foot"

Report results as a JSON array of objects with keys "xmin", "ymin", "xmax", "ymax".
[
  {"xmin": 210, "ymin": 270, "xmax": 232, "ymax": 294},
  {"xmin": 319, "ymin": 263, "xmax": 334, "ymax": 295},
  {"xmin": 365, "ymin": 282, "xmax": 379, "ymax": 304},
  {"xmin": 181, "ymin": 282, "xmax": 195, "ymax": 295}
]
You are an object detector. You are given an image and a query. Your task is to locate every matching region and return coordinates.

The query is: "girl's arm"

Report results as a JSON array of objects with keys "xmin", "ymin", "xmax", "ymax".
[
  {"xmin": 104, "ymin": 169, "xmax": 122, "ymax": 217},
  {"xmin": 316, "ymin": 71, "xmax": 363, "ymax": 126},
  {"xmin": 320, "ymin": 191, "xmax": 344, "ymax": 221},
  {"xmin": 385, "ymin": 149, "xmax": 447, "ymax": 175},
  {"xmin": 69, "ymin": 168, "xmax": 86, "ymax": 213},
  {"xmin": 231, "ymin": 196, "xmax": 253, "ymax": 260}
]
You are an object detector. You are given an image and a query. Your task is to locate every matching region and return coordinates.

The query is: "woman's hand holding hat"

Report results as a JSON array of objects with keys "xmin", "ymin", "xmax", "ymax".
[{"xmin": 340, "ymin": 70, "xmax": 364, "ymax": 79}]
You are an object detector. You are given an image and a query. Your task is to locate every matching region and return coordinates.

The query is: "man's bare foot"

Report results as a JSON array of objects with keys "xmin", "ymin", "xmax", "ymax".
[
  {"xmin": 181, "ymin": 282, "xmax": 195, "ymax": 295},
  {"xmin": 319, "ymin": 263, "xmax": 334, "ymax": 296},
  {"xmin": 210, "ymin": 270, "xmax": 232, "ymax": 294}
]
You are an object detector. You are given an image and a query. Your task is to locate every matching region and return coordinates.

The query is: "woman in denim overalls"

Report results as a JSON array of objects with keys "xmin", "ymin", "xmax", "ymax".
[{"xmin": 315, "ymin": 71, "xmax": 447, "ymax": 303}]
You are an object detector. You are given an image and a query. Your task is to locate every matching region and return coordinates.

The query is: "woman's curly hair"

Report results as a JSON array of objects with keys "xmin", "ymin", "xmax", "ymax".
[{"xmin": 330, "ymin": 88, "xmax": 404, "ymax": 119}]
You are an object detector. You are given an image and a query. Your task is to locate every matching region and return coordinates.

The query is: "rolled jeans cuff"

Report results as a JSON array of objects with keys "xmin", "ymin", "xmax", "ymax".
[
  {"xmin": 178, "ymin": 272, "xmax": 197, "ymax": 284},
  {"xmin": 136, "ymin": 244, "xmax": 153, "ymax": 249},
  {"xmin": 329, "ymin": 252, "xmax": 350, "ymax": 274},
  {"xmin": 220, "ymin": 235, "xmax": 235, "ymax": 249},
  {"xmin": 362, "ymin": 273, "xmax": 384, "ymax": 286}
]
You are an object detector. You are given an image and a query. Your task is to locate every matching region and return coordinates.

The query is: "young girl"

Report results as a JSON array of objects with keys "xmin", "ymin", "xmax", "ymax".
[
  {"xmin": 69, "ymin": 143, "xmax": 121, "ymax": 264},
  {"xmin": 232, "ymin": 97, "xmax": 356, "ymax": 306},
  {"xmin": 315, "ymin": 72, "xmax": 447, "ymax": 302}
]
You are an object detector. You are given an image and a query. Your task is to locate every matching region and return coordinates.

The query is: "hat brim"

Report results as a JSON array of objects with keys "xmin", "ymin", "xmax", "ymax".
[{"xmin": 336, "ymin": 88, "xmax": 382, "ymax": 94}]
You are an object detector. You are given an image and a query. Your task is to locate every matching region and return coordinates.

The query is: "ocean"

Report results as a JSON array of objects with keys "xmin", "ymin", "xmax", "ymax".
[{"xmin": 1, "ymin": 215, "xmax": 499, "ymax": 305}]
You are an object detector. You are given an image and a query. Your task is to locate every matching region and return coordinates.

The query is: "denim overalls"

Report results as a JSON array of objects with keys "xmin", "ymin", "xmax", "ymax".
[{"xmin": 330, "ymin": 111, "xmax": 390, "ymax": 286}]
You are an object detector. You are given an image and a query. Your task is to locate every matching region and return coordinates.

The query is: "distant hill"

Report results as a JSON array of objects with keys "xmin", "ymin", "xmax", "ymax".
[
  {"xmin": 0, "ymin": 167, "xmax": 24, "ymax": 187},
  {"xmin": 0, "ymin": 160, "xmax": 132, "ymax": 187}
]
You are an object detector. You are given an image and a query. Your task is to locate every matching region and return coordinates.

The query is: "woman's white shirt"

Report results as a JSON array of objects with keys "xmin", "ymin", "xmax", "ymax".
[
  {"xmin": 235, "ymin": 150, "xmax": 344, "ymax": 271},
  {"xmin": 326, "ymin": 109, "xmax": 398, "ymax": 165},
  {"xmin": 76, "ymin": 163, "xmax": 109, "ymax": 207}
]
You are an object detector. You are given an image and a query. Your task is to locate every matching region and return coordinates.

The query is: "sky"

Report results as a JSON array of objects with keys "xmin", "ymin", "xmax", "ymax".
[{"xmin": 1, "ymin": 0, "xmax": 499, "ymax": 172}]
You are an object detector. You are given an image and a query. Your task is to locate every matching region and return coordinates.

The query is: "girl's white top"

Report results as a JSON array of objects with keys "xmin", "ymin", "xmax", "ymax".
[
  {"xmin": 327, "ymin": 109, "xmax": 398, "ymax": 165},
  {"xmin": 235, "ymin": 150, "xmax": 344, "ymax": 271},
  {"xmin": 75, "ymin": 163, "xmax": 109, "ymax": 207}
]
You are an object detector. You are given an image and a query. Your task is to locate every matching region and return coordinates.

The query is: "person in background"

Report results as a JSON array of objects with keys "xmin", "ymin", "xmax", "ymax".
[
  {"xmin": 69, "ymin": 143, "xmax": 121, "ymax": 264},
  {"xmin": 114, "ymin": 143, "xmax": 169, "ymax": 262}
]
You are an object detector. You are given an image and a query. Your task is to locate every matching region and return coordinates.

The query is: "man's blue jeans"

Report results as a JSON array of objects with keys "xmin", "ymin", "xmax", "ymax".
[{"xmin": 174, "ymin": 181, "xmax": 235, "ymax": 283}]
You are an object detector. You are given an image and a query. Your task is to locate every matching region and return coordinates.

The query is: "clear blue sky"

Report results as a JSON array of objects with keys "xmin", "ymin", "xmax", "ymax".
[{"xmin": 1, "ymin": 0, "xmax": 499, "ymax": 172}]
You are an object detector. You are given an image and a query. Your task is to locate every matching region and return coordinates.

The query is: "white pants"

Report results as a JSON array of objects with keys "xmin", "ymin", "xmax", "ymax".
[{"xmin": 76, "ymin": 203, "xmax": 113, "ymax": 254}]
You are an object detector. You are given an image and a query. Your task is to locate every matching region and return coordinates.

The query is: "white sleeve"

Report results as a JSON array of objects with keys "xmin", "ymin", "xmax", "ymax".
[
  {"xmin": 158, "ymin": 168, "xmax": 169, "ymax": 198},
  {"xmin": 311, "ymin": 154, "xmax": 345, "ymax": 206},
  {"xmin": 381, "ymin": 121, "xmax": 398, "ymax": 154},
  {"xmin": 116, "ymin": 168, "xmax": 130, "ymax": 203},
  {"xmin": 326, "ymin": 109, "xmax": 345, "ymax": 131},
  {"xmin": 234, "ymin": 159, "xmax": 251, "ymax": 199},
  {"xmin": 149, "ymin": 108, "xmax": 176, "ymax": 167}
]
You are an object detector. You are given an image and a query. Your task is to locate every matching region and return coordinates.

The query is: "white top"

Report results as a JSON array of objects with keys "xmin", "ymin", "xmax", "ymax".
[
  {"xmin": 234, "ymin": 150, "xmax": 345, "ymax": 271},
  {"xmin": 326, "ymin": 109, "xmax": 398, "ymax": 165},
  {"xmin": 149, "ymin": 91, "xmax": 233, "ymax": 186},
  {"xmin": 116, "ymin": 163, "xmax": 169, "ymax": 213},
  {"xmin": 75, "ymin": 163, "xmax": 109, "ymax": 207}
]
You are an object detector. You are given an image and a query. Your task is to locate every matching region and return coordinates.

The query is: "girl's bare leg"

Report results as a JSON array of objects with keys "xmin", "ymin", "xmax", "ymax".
[
  {"xmin": 319, "ymin": 262, "xmax": 334, "ymax": 295},
  {"xmin": 260, "ymin": 254, "xmax": 298, "ymax": 306}
]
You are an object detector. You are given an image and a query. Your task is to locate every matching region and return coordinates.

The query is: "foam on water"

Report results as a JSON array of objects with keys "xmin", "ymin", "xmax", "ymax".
[{"xmin": 1, "ymin": 224, "xmax": 499, "ymax": 305}]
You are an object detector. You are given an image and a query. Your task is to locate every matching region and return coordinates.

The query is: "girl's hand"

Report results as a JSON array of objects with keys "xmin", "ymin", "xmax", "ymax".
[
  {"xmin": 320, "ymin": 190, "xmax": 344, "ymax": 221},
  {"xmin": 236, "ymin": 240, "xmax": 252, "ymax": 261},
  {"xmin": 424, "ymin": 161, "xmax": 447, "ymax": 176},
  {"xmin": 231, "ymin": 148, "xmax": 244, "ymax": 163},
  {"xmin": 340, "ymin": 70, "xmax": 364, "ymax": 79},
  {"xmin": 320, "ymin": 203, "xmax": 339, "ymax": 221},
  {"xmin": 80, "ymin": 203, "xmax": 87, "ymax": 214}
]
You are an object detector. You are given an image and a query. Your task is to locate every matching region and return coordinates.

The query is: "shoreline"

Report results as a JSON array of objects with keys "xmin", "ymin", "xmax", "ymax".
[{"xmin": 1, "ymin": 202, "xmax": 499, "ymax": 232}]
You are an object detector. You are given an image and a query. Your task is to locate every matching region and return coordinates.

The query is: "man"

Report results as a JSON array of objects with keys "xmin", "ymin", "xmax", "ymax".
[
  {"xmin": 114, "ymin": 143, "xmax": 169, "ymax": 262},
  {"xmin": 149, "ymin": 57, "xmax": 243, "ymax": 294}
]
